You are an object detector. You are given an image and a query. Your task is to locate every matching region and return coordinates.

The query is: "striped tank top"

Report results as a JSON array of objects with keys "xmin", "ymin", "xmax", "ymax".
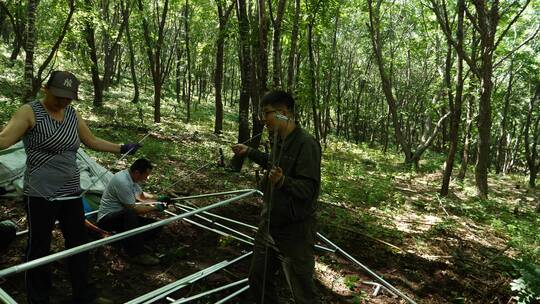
[{"xmin": 22, "ymin": 100, "xmax": 81, "ymax": 200}]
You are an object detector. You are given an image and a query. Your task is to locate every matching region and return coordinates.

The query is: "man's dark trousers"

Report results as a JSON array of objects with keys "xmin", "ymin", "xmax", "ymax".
[
  {"xmin": 97, "ymin": 208, "xmax": 160, "ymax": 255},
  {"xmin": 248, "ymin": 223, "xmax": 319, "ymax": 304}
]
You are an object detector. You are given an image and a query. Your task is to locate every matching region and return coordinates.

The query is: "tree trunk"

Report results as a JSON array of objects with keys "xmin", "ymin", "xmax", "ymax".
[
  {"xmin": 286, "ymin": 0, "xmax": 300, "ymax": 92},
  {"xmin": 270, "ymin": 0, "xmax": 286, "ymax": 88},
  {"xmin": 256, "ymin": 0, "xmax": 269, "ymax": 94},
  {"xmin": 102, "ymin": 8, "xmax": 128, "ymax": 91},
  {"xmin": 0, "ymin": 2, "xmax": 24, "ymax": 61},
  {"xmin": 458, "ymin": 94, "xmax": 474, "ymax": 180},
  {"xmin": 84, "ymin": 0, "xmax": 103, "ymax": 107},
  {"xmin": 24, "ymin": 0, "xmax": 75, "ymax": 102},
  {"xmin": 124, "ymin": 0, "xmax": 139, "ymax": 104},
  {"xmin": 440, "ymin": 0, "xmax": 465, "ymax": 196},
  {"xmin": 307, "ymin": 22, "xmax": 320, "ymax": 141},
  {"xmin": 23, "ymin": 0, "xmax": 36, "ymax": 102},
  {"xmin": 367, "ymin": 0, "xmax": 412, "ymax": 162},
  {"xmin": 137, "ymin": 0, "xmax": 169, "ymax": 123},
  {"xmin": 184, "ymin": 0, "xmax": 191, "ymax": 122},
  {"xmin": 495, "ymin": 57, "xmax": 514, "ymax": 174},
  {"xmin": 214, "ymin": 0, "xmax": 235, "ymax": 134},
  {"xmin": 230, "ymin": 0, "xmax": 252, "ymax": 171},
  {"xmin": 524, "ymin": 81, "xmax": 540, "ymax": 188}
]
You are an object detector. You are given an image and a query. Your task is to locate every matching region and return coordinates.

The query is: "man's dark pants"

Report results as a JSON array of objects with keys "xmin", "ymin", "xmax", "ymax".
[
  {"xmin": 96, "ymin": 208, "xmax": 160, "ymax": 255},
  {"xmin": 248, "ymin": 221, "xmax": 319, "ymax": 304}
]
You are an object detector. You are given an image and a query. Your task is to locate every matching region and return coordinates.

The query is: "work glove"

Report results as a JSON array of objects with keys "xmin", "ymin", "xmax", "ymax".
[
  {"xmin": 157, "ymin": 195, "xmax": 172, "ymax": 204},
  {"xmin": 120, "ymin": 143, "xmax": 142, "ymax": 155},
  {"xmin": 155, "ymin": 203, "xmax": 167, "ymax": 212}
]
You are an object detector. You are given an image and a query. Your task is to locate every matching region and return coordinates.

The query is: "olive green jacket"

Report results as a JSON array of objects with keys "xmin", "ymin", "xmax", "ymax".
[{"xmin": 247, "ymin": 126, "xmax": 321, "ymax": 238}]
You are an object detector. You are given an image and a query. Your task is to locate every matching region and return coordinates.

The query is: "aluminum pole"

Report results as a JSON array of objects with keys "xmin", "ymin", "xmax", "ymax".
[
  {"xmin": 171, "ymin": 189, "xmax": 262, "ymax": 201},
  {"xmin": 317, "ymin": 233, "xmax": 417, "ymax": 304},
  {"xmin": 175, "ymin": 203, "xmax": 258, "ymax": 230},
  {"xmin": 0, "ymin": 190, "xmax": 259, "ymax": 279},
  {"xmin": 127, "ymin": 261, "xmax": 228, "ymax": 304},
  {"xmin": 177, "ymin": 204, "xmax": 335, "ymax": 253},
  {"xmin": 173, "ymin": 206, "xmax": 255, "ymax": 241},
  {"xmin": 128, "ymin": 251, "xmax": 252, "ymax": 304},
  {"xmin": 163, "ymin": 210, "xmax": 253, "ymax": 246},
  {"xmin": 214, "ymin": 285, "xmax": 250, "ymax": 304},
  {"xmin": 0, "ymin": 287, "xmax": 17, "ymax": 304},
  {"xmin": 170, "ymin": 278, "xmax": 249, "ymax": 304}
]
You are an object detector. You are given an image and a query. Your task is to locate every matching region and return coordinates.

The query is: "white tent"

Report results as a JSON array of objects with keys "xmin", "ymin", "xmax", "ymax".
[{"xmin": 0, "ymin": 141, "xmax": 113, "ymax": 197}]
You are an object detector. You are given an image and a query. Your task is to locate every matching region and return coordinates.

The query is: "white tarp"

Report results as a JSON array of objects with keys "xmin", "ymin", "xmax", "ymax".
[{"xmin": 0, "ymin": 141, "xmax": 113, "ymax": 197}]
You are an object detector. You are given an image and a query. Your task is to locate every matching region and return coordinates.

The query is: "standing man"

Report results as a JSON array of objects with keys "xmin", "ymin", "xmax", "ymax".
[
  {"xmin": 232, "ymin": 91, "xmax": 321, "ymax": 304},
  {"xmin": 0, "ymin": 70, "xmax": 140, "ymax": 304},
  {"xmin": 97, "ymin": 158, "xmax": 168, "ymax": 265}
]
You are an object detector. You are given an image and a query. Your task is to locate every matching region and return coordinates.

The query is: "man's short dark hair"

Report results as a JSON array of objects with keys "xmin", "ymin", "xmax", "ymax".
[
  {"xmin": 262, "ymin": 90, "xmax": 295, "ymax": 113},
  {"xmin": 130, "ymin": 158, "xmax": 153, "ymax": 173}
]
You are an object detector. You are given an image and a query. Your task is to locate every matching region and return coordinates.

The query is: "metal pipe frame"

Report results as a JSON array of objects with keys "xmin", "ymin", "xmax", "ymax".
[
  {"xmin": 128, "ymin": 261, "xmax": 229, "ymax": 304},
  {"xmin": 0, "ymin": 287, "xmax": 17, "ymax": 304},
  {"xmin": 163, "ymin": 210, "xmax": 253, "ymax": 246},
  {"xmin": 213, "ymin": 285, "xmax": 250, "ymax": 304},
  {"xmin": 172, "ymin": 206, "xmax": 255, "ymax": 242},
  {"xmin": 176, "ymin": 203, "xmax": 335, "ymax": 254},
  {"xmin": 0, "ymin": 190, "xmax": 259, "ymax": 279},
  {"xmin": 176, "ymin": 203, "xmax": 258, "ymax": 230},
  {"xmin": 126, "ymin": 251, "xmax": 252, "ymax": 304},
  {"xmin": 171, "ymin": 189, "xmax": 262, "ymax": 202},
  {"xmin": 169, "ymin": 278, "xmax": 249, "ymax": 304},
  {"xmin": 2, "ymin": 187, "xmax": 415, "ymax": 304},
  {"xmin": 317, "ymin": 233, "xmax": 417, "ymax": 304}
]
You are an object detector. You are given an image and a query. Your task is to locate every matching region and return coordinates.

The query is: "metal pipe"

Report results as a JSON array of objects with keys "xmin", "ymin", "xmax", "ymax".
[
  {"xmin": 127, "ymin": 261, "xmax": 229, "ymax": 304},
  {"xmin": 317, "ymin": 233, "xmax": 417, "ymax": 304},
  {"xmin": 214, "ymin": 285, "xmax": 250, "ymax": 304},
  {"xmin": 170, "ymin": 278, "xmax": 249, "ymax": 304},
  {"xmin": 16, "ymin": 210, "xmax": 100, "ymax": 236},
  {"xmin": 130, "ymin": 252, "xmax": 253, "ymax": 304},
  {"xmin": 173, "ymin": 206, "xmax": 255, "ymax": 242},
  {"xmin": 163, "ymin": 210, "xmax": 253, "ymax": 246},
  {"xmin": 177, "ymin": 204, "xmax": 335, "ymax": 253},
  {"xmin": 175, "ymin": 203, "xmax": 258, "ymax": 230},
  {"xmin": 0, "ymin": 287, "xmax": 17, "ymax": 304},
  {"xmin": 0, "ymin": 190, "xmax": 259, "ymax": 279},
  {"xmin": 171, "ymin": 189, "xmax": 262, "ymax": 201}
]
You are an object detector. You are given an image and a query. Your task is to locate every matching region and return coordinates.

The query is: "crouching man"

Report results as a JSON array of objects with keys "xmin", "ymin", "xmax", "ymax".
[{"xmin": 97, "ymin": 158, "xmax": 169, "ymax": 265}]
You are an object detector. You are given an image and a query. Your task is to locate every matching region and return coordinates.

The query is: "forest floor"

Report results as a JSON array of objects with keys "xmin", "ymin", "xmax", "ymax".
[{"xmin": 1, "ymin": 57, "xmax": 539, "ymax": 303}]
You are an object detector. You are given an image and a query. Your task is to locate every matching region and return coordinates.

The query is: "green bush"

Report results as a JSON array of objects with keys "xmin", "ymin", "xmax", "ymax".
[{"xmin": 510, "ymin": 261, "xmax": 540, "ymax": 303}]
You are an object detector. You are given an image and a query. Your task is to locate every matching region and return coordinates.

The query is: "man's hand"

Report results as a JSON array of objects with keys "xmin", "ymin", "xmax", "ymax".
[
  {"xmin": 268, "ymin": 166, "xmax": 284, "ymax": 186},
  {"xmin": 232, "ymin": 144, "xmax": 248, "ymax": 156}
]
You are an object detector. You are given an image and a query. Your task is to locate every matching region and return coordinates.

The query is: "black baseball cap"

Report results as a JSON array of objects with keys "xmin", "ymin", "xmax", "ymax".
[{"xmin": 46, "ymin": 71, "xmax": 80, "ymax": 100}]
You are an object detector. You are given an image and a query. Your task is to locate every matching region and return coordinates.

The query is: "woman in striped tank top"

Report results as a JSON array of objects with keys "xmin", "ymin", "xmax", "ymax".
[{"xmin": 0, "ymin": 71, "xmax": 141, "ymax": 304}]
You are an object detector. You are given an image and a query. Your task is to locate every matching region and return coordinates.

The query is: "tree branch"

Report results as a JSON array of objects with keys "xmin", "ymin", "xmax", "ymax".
[
  {"xmin": 494, "ymin": 23, "xmax": 540, "ymax": 69},
  {"xmin": 36, "ymin": 0, "xmax": 75, "ymax": 85},
  {"xmin": 493, "ymin": 0, "xmax": 531, "ymax": 49}
]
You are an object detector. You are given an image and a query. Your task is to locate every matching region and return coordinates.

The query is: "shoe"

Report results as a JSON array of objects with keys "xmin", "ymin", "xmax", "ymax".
[{"xmin": 132, "ymin": 254, "xmax": 160, "ymax": 266}]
